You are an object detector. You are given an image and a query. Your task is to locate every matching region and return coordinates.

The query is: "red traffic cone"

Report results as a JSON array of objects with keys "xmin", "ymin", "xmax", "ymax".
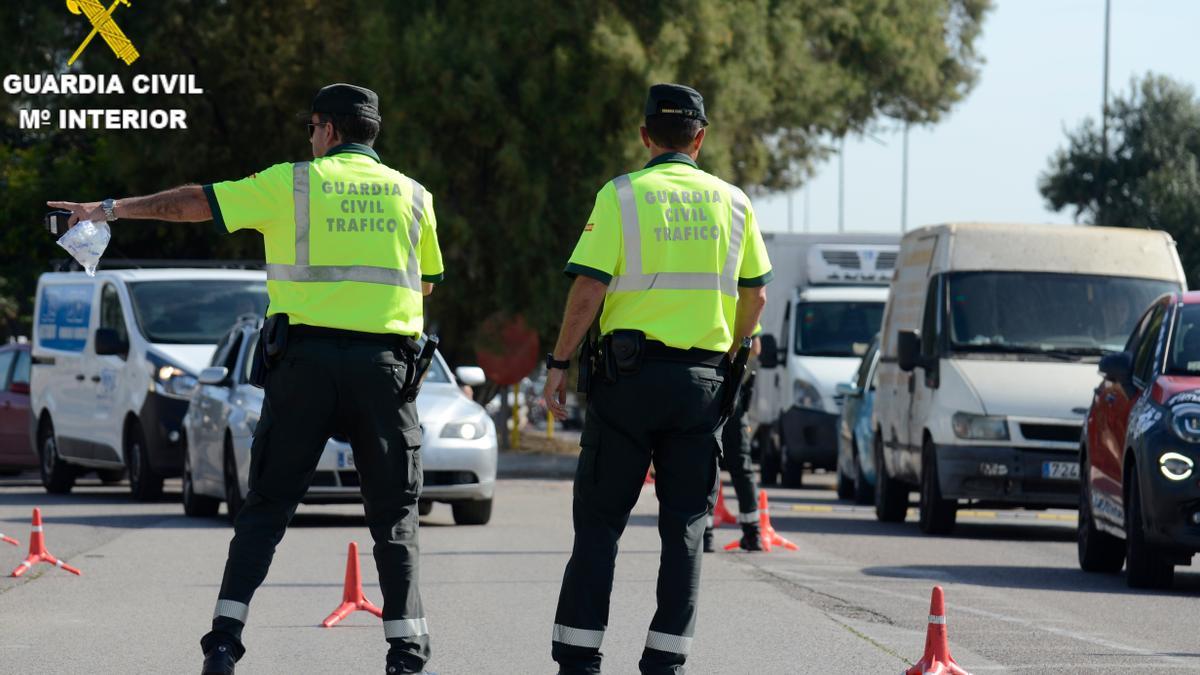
[
  {"xmin": 10, "ymin": 508, "xmax": 82, "ymax": 577},
  {"xmin": 724, "ymin": 490, "xmax": 798, "ymax": 552},
  {"xmin": 1, "ymin": 531, "xmax": 18, "ymax": 547},
  {"xmin": 321, "ymin": 542, "xmax": 383, "ymax": 628},
  {"xmin": 759, "ymin": 492, "xmax": 798, "ymax": 551},
  {"xmin": 712, "ymin": 483, "xmax": 737, "ymax": 528},
  {"xmin": 904, "ymin": 586, "xmax": 971, "ymax": 675}
]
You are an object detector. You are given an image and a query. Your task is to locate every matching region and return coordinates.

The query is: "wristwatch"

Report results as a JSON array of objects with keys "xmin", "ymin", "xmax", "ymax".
[
  {"xmin": 546, "ymin": 353, "xmax": 571, "ymax": 371},
  {"xmin": 100, "ymin": 198, "xmax": 118, "ymax": 222}
]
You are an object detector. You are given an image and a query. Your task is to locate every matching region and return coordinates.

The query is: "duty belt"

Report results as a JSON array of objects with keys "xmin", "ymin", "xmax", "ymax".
[
  {"xmin": 642, "ymin": 340, "xmax": 726, "ymax": 367},
  {"xmin": 290, "ymin": 324, "xmax": 420, "ymax": 353}
]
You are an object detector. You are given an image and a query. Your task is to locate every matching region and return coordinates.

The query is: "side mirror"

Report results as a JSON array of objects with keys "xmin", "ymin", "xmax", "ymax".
[
  {"xmin": 835, "ymin": 382, "xmax": 858, "ymax": 397},
  {"xmin": 198, "ymin": 366, "xmax": 230, "ymax": 386},
  {"xmin": 455, "ymin": 366, "xmax": 487, "ymax": 387},
  {"xmin": 759, "ymin": 333, "xmax": 780, "ymax": 369},
  {"xmin": 897, "ymin": 330, "xmax": 921, "ymax": 373},
  {"xmin": 1099, "ymin": 352, "xmax": 1132, "ymax": 383},
  {"xmin": 94, "ymin": 328, "xmax": 128, "ymax": 357},
  {"xmin": 9, "ymin": 381, "xmax": 30, "ymax": 395}
]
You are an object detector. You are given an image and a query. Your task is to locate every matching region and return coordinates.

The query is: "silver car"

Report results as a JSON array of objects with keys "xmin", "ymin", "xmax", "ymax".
[{"xmin": 181, "ymin": 318, "xmax": 497, "ymax": 525}]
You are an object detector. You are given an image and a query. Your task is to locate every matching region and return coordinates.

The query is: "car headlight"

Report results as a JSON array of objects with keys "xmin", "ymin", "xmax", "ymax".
[
  {"xmin": 793, "ymin": 381, "xmax": 823, "ymax": 410},
  {"xmin": 952, "ymin": 412, "xmax": 1009, "ymax": 440},
  {"xmin": 148, "ymin": 354, "xmax": 197, "ymax": 399},
  {"xmin": 441, "ymin": 419, "xmax": 483, "ymax": 440},
  {"xmin": 1170, "ymin": 404, "xmax": 1200, "ymax": 443},
  {"xmin": 1159, "ymin": 451, "xmax": 1194, "ymax": 481}
]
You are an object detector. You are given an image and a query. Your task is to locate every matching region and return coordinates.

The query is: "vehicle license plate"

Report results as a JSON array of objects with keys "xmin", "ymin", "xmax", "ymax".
[
  {"xmin": 1042, "ymin": 461, "xmax": 1078, "ymax": 480},
  {"xmin": 337, "ymin": 449, "xmax": 355, "ymax": 469}
]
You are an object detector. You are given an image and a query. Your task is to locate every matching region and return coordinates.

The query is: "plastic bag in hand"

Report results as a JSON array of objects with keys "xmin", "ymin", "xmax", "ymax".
[{"xmin": 56, "ymin": 220, "xmax": 111, "ymax": 276}]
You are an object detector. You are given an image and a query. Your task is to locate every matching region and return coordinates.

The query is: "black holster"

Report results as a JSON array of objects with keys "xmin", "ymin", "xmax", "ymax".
[
  {"xmin": 577, "ymin": 335, "xmax": 595, "ymax": 394},
  {"xmin": 601, "ymin": 329, "xmax": 645, "ymax": 381},
  {"xmin": 248, "ymin": 313, "xmax": 289, "ymax": 389},
  {"xmin": 404, "ymin": 334, "xmax": 438, "ymax": 402}
]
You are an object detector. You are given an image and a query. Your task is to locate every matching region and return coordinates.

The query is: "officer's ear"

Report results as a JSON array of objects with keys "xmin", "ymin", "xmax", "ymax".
[
  {"xmin": 639, "ymin": 126, "xmax": 652, "ymax": 149},
  {"xmin": 691, "ymin": 127, "xmax": 706, "ymax": 154}
]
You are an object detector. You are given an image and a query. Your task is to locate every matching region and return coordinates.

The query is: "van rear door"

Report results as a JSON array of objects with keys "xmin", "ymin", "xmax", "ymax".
[{"xmin": 34, "ymin": 280, "xmax": 96, "ymax": 458}]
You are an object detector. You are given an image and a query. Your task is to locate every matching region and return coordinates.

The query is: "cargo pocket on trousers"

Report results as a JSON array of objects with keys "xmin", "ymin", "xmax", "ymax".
[{"xmin": 401, "ymin": 423, "xmax": 423, "ymax": 493}]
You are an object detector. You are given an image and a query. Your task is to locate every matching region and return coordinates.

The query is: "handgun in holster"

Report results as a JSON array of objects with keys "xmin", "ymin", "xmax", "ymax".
[
  {"xmin": 719, "ymin": 337, "xmax": 754, "ymax": 424},
  {"xmin": 249, "ymin": 313, "xmax": 289, "ymax": 389},
  {"xmin": 403, "ymin": 334, "xmax": 439, "ymax": 402},
  {"xmin": 577, "ymin": 334, "xmax": 595, "ymax": 394},
  {"xmin": 738, "ymin": 370, "xmax": 757, "ymax": 415}
]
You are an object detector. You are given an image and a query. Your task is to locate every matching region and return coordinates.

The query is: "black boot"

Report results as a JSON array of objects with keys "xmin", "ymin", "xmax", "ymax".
[
  {"xmin": 739, "ymin": 524, "xmax": 764, "ymax": 552},
  {"xmin": 201, "ymin": 643, "xmax": 237, "ymax": 675},
  {"xmin": 703, "ymin": 527, "xmax": 715, "ymax": 553}
]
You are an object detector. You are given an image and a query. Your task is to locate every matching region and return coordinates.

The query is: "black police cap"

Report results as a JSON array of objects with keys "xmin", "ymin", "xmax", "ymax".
[
  {"xmin": 644, "ymin": 83, "xmax": 708, "ymax": 125},
  {"xmin": 308, "ymin": 83, "xmax": 381, "ymax": 122}
]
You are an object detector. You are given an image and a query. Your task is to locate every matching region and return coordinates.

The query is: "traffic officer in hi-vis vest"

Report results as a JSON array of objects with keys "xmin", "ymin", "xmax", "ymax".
[
  {"xmin": 543, "ymin": 83, "xmax": 772, "ymax": 675},
  {"xmin": 704, "ymin": 324, "xmax": 764, "ymax": 552},
  {"xmin": 50, "ymin": 83, "xmax": 444, "ymax": 675}
]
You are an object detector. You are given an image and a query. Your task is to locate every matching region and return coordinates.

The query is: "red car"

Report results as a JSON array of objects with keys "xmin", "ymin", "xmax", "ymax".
[
  {"xmin": 0, "ymin": 343, "xmax": 36, "ymax": 474},
  {"xmin": 1079, "ymin": 291, "xmax": 1200, "ymax": 588}
]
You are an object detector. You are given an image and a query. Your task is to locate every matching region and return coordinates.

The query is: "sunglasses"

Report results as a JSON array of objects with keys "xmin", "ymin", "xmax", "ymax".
[{"xmin": 306, "ymin": 121, "xmax": 330, "ymax": 137}]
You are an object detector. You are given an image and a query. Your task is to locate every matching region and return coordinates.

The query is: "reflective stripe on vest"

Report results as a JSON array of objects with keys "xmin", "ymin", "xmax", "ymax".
[
  {"xmin": 264, "ymin": 164, "xmax": 423, "ymax": 291},
  {"xmin": 608, "ymin": 175, "xmax": 746, "ymax": 298},
  {"xmin": 383, "ymin": 617, "xmax": 429, "ymax": 639}
]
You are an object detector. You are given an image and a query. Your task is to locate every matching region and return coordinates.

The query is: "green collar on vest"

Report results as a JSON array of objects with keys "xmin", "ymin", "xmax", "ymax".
[
  {"xmin": 644, "ymin": 152, "xmax": 698, "ymax": 170},
  {"xmin": 325, "ymin": 143, "xmax": 380, "ymax": 163}
]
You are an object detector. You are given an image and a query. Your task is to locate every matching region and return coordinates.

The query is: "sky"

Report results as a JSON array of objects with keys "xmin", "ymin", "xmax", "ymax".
[{"xmin": 755, "ymin": 0, "xmax": 1200, "ymax": 234}]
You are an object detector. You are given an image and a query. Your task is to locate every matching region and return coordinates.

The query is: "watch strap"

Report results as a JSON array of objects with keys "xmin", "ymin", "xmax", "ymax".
[{"xmin": 546, "ymin": 353, "xmax": 570, "ymax": 370}]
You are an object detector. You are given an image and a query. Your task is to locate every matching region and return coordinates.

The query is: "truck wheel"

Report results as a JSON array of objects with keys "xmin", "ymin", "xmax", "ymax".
[
  {"xmin": 182, "ymin": 451, "xmax": 220, "ymax": 518},
  {"xmin": 126, "ymin": 421, "xmax": 164, "ymax": 502},
  {"xmin": 760, "ymin": 428, "xmax": 780, "ymax": 486},
  {"xmin": 853, "ymin": 448, "xmax": 873, "ymax": 506},
  {"xmin": 781, "ymin": 455, "xmax": 805, "ymax": 488},
  {"xmin": 1125, "ymin": 464, "xmax": 1174, "ymax": 589},
  {"xmin": 918, "ymin": 441, "xmax": 957, "ymax": 535},
  {"xmin": 223, "ymin": 439, "xmax": 245, "ymax": 525},
  {"xmin": 836, "ymin": 463, "xmax": 854, "ymax": 500},
  {"xmin": 1077, "ymin": 449, "xmax": 1124, "ymax": 573},
  {"xmin": 874, "ymin": 435, "xmax": 907, "ymax": 523},
  {"xmin": 452, "ymin": 499, "xmax": 493, "ymax": 525},
  {"xmin": 38, "ymin": 418, "xmax": 76, "ymax": 495}
]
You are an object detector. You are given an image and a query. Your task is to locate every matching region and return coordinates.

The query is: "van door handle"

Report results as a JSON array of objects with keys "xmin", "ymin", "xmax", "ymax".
[
  {"xmin": 75, "ymin": 374, "xmax": 86, "ymax": 381},
  {"xmin": 91, "ymin": 375, "xmax": 102, "ymax": 383}
]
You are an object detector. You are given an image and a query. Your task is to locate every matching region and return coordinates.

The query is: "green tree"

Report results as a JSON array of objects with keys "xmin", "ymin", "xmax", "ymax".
[
  {"xmin": 1040, "ymin": 74, "xmax": 1200, "ymax": 285},
  {"xmin": 0, "ymin": 0, "xmax": 990, "ymax": 359}
]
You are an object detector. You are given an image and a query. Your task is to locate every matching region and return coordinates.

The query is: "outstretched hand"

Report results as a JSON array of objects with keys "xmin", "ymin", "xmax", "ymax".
[{"xmin": 46, "ymin": 200, "xmax": 105, "ymax": 228}]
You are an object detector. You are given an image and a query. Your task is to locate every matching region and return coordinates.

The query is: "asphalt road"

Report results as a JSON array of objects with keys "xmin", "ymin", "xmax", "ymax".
[{"xmin": 1, "ymin": 469, "xmax": 1198, "ymax": 674}]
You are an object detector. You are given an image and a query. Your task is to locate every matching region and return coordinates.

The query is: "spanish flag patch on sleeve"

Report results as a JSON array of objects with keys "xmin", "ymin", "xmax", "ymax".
[{"xmin": 583, "ymin": 223, "xmax": 594, "ymax": 232}]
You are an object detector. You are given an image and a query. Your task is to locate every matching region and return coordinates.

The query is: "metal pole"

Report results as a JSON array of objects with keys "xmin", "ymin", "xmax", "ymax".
[
  {"xmin": 1100, "ymin": 0, "xmax": 1111, "ymax": 224},
  {"xmin": 901, "ymin": 123, "xmax": 910, "ymax": 233},
  {"xmin": 837, "ymin": 137, "xmax": 845, "ymax": 233},
  {"xmin": 782, "ymin": 187, "xmax": 792, "ymax": 233}
]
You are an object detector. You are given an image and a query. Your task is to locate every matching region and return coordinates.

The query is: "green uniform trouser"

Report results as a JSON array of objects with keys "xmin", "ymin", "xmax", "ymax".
[
  {"xmin": 201, "ymin": 331, "xmax": 429, "ymax": 672},
  {"xmin": 552, "ymin": 358, "xmax": 724, "ymax": 675},
  {"xmin": 713, "ymin": 381, "xmax": 759, "ymax": 525}
]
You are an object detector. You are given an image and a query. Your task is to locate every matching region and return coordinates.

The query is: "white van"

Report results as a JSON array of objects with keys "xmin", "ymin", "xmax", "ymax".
[
  {"xmin": 30, "ymin": 269, "xmax": 267, "ymax": 500},
  {"xmin": 872, "ymin": 223, "xmax": 1186, "ymax": 534},
  {"xmin": 756, "ymin": 242, "xmax": 897, "ymax": 486}
]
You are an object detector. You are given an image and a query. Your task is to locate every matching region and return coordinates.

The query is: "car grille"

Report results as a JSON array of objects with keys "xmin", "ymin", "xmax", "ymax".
[
  {"xmin": 1020, "ymin": 423, "xmax": 1081, "ymax": 444},
  {"xmin": 425, "ymin": 471, "xmax": 478, "ymax": 486}
]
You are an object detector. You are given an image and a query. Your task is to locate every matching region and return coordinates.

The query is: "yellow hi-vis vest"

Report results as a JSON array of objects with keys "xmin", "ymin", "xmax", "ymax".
[
  {"xmin": 566, "ymin": 153, "xmax": 773, "ymax": 353},
  {"xmin": 204, "ymin": 144, "xmax": 444, "ymax": 336}
]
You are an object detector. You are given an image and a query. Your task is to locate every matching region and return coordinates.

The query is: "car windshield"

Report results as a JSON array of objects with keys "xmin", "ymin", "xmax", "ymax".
[
  {"xmin": 948, "ymin": 272, "xmax": 1176, "ymax": 355},
  {"xmin": 1167, "ymin": 304, "xmax": 1200, "ymax": 375},
  {"xmin": 794, "ymin": 302, "xmax": 884, "ymax": 357},
  {"xmin": 127, "ymin": 280, "xmax": 268, "ymax": 344}
]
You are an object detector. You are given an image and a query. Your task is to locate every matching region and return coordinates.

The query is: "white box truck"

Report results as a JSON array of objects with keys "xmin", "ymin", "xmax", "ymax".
[
  {"xmin": 753, "ymin": 232, "xmax": 900, "ymax": 487},
  {"xmin": 872, "ymin": 223, "xmax": 1186, "ymax": 534}
]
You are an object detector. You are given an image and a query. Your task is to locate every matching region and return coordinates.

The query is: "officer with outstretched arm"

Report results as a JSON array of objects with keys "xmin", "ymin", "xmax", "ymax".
[
  {"xmin": 543, "ymin": 84, "xmax": 771, "ymax": 675},
  {"xmin": 49, "ymin": 83, "xmax": 443, "ymax": 675}
]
